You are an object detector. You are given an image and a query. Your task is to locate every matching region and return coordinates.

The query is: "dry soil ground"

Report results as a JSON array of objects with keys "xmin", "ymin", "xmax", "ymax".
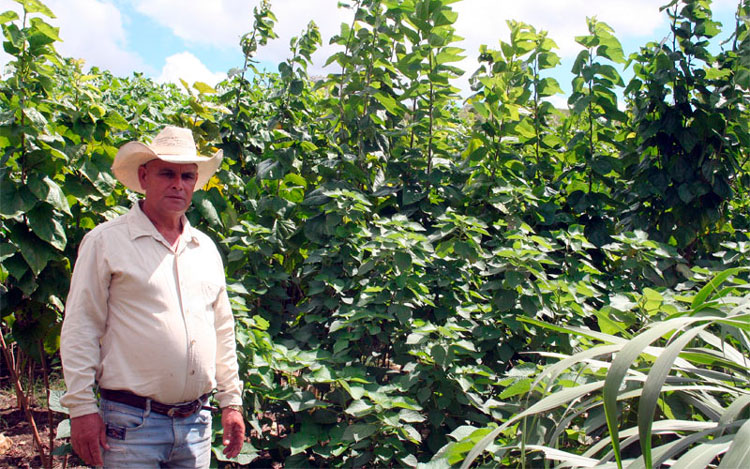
[{"xmin": 0, "ymin": 388, "xmax": 85, "ymax": 468}]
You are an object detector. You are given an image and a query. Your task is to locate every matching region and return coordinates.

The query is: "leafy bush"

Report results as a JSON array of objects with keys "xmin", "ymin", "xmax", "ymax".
[{"xmin": 1, "ymin": 0, "xmax": 748, "ymax": 467}]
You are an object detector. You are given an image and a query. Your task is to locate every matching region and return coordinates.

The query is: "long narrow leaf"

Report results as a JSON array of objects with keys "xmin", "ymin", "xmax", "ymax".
[
  {"xmin": 603, "ymin": 316, "xmax": 718, "ymax": 469},
  {"xmin": 625, "ymin": 420, "xmax": 745, "ymax": 469},
  {"xmin": 638, "ymin": 324, "xmax": 707, "ymax": 468},
  {"xmin": 517, "ymin": 316, "xmax": 627, "ymax": 344},
  {"xmin": 718, "ymin": 419, "xmax": 750, "ymax": 468},
  {"xmin": 521, "ymin": 445, "xmax": 600, "ymax": 467},
  {"xmin": 530, "ymin": 344, "xmax": 622, "ymax": 393},
  {"xmin": 460, "ymin": 382, "xmax": 603, "ymax": 469},
  {"xmin": 698, "ymin": 330, "xmax": 750, "ymax": 366},
  {"xmin": 719, "ymin": 394, "xmax": 750, "ymax": 432},
  {"xmin": 691, "ymin": 267, "xmax": 745, "ymax": 309},
  {"xmin": 585, "ymin": 419, "xmax": 717, "ymax": 461},
  {"xmin": 671, "ymin": 435, "xmax": 734, "ymax": 469}
]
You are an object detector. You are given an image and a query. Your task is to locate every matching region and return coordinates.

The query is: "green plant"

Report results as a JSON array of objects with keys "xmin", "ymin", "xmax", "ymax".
[{"xmin": 443, "ymin": 268, "xmax": 749, "ymax": 468}]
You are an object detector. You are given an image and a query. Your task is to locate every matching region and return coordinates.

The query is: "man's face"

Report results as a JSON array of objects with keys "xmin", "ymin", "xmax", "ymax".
[{"xmin": 138, "ymin": 159, "xmax": 199, "ymax": 216}]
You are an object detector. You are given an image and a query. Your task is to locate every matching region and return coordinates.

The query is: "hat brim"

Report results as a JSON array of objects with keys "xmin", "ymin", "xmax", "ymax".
[{"xmin": 112, "ymin": 141, "xmax": 223, "ymax": 194}]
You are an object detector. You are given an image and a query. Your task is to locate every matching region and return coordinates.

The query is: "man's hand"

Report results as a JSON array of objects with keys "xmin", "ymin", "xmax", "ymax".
[
  {"xmin": 221, "ymin": 407, "xmax": 245, "ymax": 458},
  {"xmin": 71, "ymin": 413, "xmax": 110, "ymax": 466}
]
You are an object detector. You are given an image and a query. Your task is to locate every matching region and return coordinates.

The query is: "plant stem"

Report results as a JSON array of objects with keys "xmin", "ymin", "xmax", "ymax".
[
  {"xmin": 39, "ymin": 341, "xmax": 54, "ymax": 469},
  {"xmin": 0, "ymin": 328, "xmax": 49, "ymax": 468}
]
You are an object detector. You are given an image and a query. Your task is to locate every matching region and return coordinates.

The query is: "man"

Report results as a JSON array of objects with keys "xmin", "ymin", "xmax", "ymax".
[{"xmin": 60, "ymin": 126, "xmax": 245, "ymax": 468}]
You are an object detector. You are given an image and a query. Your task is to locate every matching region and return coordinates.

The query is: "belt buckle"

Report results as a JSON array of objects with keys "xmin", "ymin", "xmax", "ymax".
[{"xmin": 167, "ymin": 401, "xmax": 197, "ymax": 418}]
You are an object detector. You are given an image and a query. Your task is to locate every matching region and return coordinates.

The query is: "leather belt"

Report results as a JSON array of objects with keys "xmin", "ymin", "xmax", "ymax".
[{"xmin": 100, "ymin": 388, "xmax": 210, "ymax": 418}]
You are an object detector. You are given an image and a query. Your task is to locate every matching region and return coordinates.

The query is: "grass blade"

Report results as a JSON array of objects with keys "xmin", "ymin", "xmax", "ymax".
[
  {"xmin": 671, "ymin": 435, "xmax": 734, "ymax": 469},
  {"xmin": 637, "ymin": 324, "xmax": 707, "ymax": 468},
  {"xmin": 603, "ymin": 317, "xmax": 715, "ymax": 469},
  {"xmin": 718, "ymin": 419, "xmax": 750, "ymax": 468},
  {"xmin": 691, "ymin": 267, "xmax": 745, "ymax": 309},
  {"xmin": 459, "ymin": 382, "xmax": 602, "ymax": 469}
]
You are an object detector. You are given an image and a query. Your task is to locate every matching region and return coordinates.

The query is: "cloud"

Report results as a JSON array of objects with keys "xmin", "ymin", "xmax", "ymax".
[
  {"xmin": 156, "ymin": 51, "xmax": 226, "ymax": 87},
  {"xmin": 47, "ymin": 0, "xmax": 149, "ymax": 75},
  {"xmin": 2, "ymin": 0, "xmax": 738, "ymax": 100},
  {"xmin": 126, "ymin": 0, "xmax": 354, "ymax": 76},
  {"xmin": 251, "ymin": 1, "xmax": 354, "ymax": 76},
  {"xmin": 129, "ymin": 0, "xmax": 252, "ymax": 48},
  {"xmin": 454, "ymin": 0, "xmax": 666, "ymax": 60},
  {"xmin": 0, "ymin": 0, "xmax": 149, "ymax": 75}
]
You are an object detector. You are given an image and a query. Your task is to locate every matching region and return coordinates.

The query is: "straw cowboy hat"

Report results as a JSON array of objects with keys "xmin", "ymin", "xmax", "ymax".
[{"xmin": 112, "ymin": 126, "xmax": 223, "ymax": 194}]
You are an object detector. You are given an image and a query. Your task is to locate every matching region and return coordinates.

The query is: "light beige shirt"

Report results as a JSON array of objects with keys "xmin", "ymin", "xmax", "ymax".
[{"xmin": 60, "ymin": 202, "xmax": 242, "ymax": 418}]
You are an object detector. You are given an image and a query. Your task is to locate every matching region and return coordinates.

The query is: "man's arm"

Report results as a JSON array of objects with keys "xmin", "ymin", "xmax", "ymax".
[
  {"xmin": 212, "ymin": 284, "xmax": 243, "ymax": 408},
  {"xmin": 212, "ymin": 280, "xmax": 246, "ymax": 456},
  {"xmin": 60, "ymin": 232, "xmax": 111, "ymax": 462}
]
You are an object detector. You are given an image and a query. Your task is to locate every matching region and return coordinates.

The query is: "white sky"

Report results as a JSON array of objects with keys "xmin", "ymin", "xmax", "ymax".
[{"xmin": 0, "ymin": 0, "xmax": 740, "ymax": 101}]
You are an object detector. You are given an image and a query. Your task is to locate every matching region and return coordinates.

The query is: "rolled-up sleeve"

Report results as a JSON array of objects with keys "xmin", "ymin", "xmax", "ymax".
[{"xmin": 60, "ymin": 231, "xmax": 110, "ymax": 418}]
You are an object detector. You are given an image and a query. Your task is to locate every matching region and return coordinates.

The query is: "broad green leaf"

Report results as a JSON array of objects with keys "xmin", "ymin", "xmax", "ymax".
[
  {"xmin": 537, "ymin": 77, "xmax": 562, "ymax": 97},
  {"xmin": 212, "ymin": 442, "xmax": 258, "ymax": 464},
  {"xmin": 29, "ymin": 17, "xmax": 61, "ymax": 42},
  {"xmin": 22, "ymin": 106, "xmax": 47, "ymax": 127},
  {"xmin": 595, "ymin": 309, "xmax": 628, "ymax": 335},
  {"xmin": 13, "ymin": 228, "xmax": 57, "ymax": 276},
  {"xmin": 0, "ymin": 180, "xmax": 37, "ymax": 217},
  {"xmin": 0, "ymin": 11, "xmax": 19, "ymax": 24},
  {"xmin": 394, "ymin": 251, "xmax": 412, "ymax": 271},
  {"xmin": 399, "ymin": 409, "xmax": 426, "ymax": 423},
  {"xmin": 704, "ymin": 67, "xmax": 732, "ymax": 80},
  {"xmin": 193, "ymin": 81, "xmax": 216, "ymax": 94},
  {"xmin": 286, "ymin": 391, "xmax": 327, "ymax": 412},
  {"xmin": 20, "ymin": 0, "xmax": 56, "ymax": 17},
  {"xmin": 498, "ymin": 378, "xmax": 530, "ymax": 399},
  {"xmin": 48, "ymin": 389, "xmax": 67, "ymax": 414},
  {"xmin": 0, "ymin": 242, "xmax": 18, "ymax": 262},
  {"xmin": 55, "ymin": 419, "xmax": 70, "ymax": 439},
  {"xmin": 28, "ymin": 176, "xmax": 71, "ymax": 216},
  {"xmin": 27, "ymin": 203, "xmax": 66, "ymax": 251},
  {"xmin": 256, "ymin": 159, "xmax": 282, "ymax": 180},
  {"xmin": 342, "ymin": 423, "xmax": 378, "ymax": 442},
  {"xmin": 192, "ymin": 191, "xmax": 222, "ymax": 228},
  {"xmin": 283, "ymin": 430, "xmax": 318, "ymax": 455},
  {"xmin": 435, "ymin": 48, "xmax": 465, "ymax": 64},
  {"xmin": 104, "ymin": 112, "xmax": 131, "ymax": 130},
  {"xmin": 345, "ymin": 399, "xmax": 373, "ymax": 417},
  {"xmin": 471, "ymin": 100, "xmax": 489, "ymax": 120},
  {"xmin": 51, "ymin": 443, "xmax": 71, "ymax": 456}
]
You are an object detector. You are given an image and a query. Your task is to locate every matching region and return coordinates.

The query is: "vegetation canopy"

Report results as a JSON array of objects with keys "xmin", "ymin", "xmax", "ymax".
[{"xmin": 1, "ymin": 0, "xmax": 748, "ymax": 467}]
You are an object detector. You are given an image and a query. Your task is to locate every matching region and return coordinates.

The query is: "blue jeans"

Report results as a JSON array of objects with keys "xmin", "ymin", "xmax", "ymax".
[{"xmin": 100, "ymin": 398, "xmax": 212, "ymax": 468}]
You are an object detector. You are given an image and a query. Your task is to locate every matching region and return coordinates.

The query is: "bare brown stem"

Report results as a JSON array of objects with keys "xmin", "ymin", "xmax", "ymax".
[{"xmin": 0, "ymin": 328, "xmax": 49, "ymax": 467}]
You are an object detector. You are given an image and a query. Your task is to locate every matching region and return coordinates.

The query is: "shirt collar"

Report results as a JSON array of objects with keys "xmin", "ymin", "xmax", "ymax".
[{"xmin": 127, "ymin": 201, "xmax": 200, "ymax": 246}]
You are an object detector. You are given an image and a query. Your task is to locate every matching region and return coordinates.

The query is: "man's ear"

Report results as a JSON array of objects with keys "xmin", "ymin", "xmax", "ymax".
[{"xmin": 137, "ymin": 164, "xmax": 148, "ymax": 190}]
